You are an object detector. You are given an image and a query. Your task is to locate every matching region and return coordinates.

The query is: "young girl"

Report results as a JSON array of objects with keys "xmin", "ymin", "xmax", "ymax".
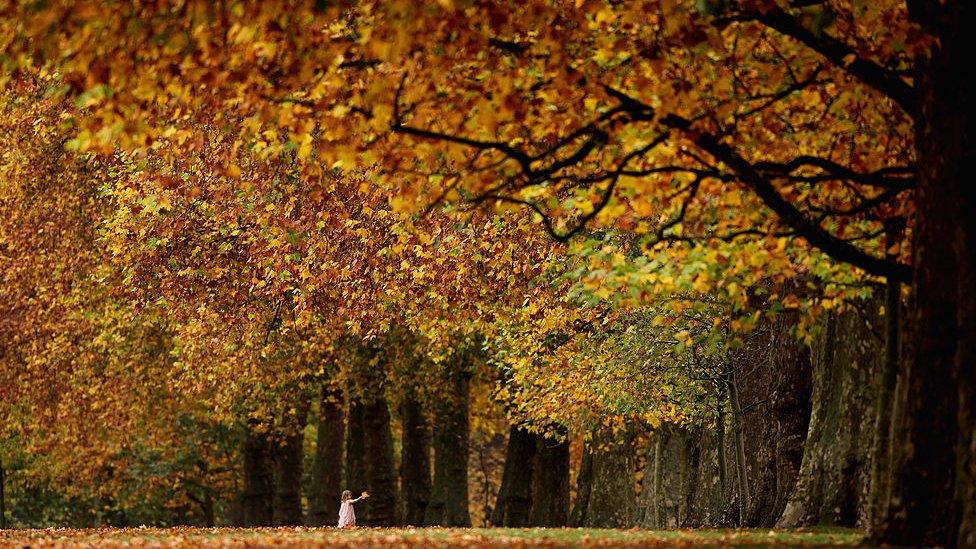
[{"xmin": 337, "ymin": 490, "xmax": 369, "ymax": 527}]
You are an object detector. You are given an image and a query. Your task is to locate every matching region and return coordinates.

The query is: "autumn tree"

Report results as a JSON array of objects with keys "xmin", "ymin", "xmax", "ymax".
[{"xmin": 2, "ymin": 1, "xmax": 973, "ymax": 544}]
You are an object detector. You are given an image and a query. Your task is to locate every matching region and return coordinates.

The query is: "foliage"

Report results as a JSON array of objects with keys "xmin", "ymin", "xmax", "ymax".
[{"xmin": 0, "ymin": 0, "xmax": 917, "ymax": 526}]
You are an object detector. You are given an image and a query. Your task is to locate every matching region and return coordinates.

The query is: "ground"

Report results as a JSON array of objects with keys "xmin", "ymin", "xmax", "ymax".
[{"xmin": 0, "ymin": 526, "xmax": 863, "ymax": 547}]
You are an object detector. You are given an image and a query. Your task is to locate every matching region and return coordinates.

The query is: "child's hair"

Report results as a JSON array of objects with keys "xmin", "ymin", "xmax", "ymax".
[{"xmin": 341, "ymin": 490, "xmax": 352, "ymax": 501}]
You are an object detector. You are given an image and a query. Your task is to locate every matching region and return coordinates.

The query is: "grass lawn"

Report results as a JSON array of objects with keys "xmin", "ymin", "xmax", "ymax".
[{"xmin": 0, "ymin": 526, "xmax": 864, "ymax": 547}]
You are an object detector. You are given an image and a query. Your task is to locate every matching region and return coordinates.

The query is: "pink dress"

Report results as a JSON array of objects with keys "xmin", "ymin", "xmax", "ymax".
[{"xmin": 338, "ymin": 496, "xmax": 364, "ymax": 527}]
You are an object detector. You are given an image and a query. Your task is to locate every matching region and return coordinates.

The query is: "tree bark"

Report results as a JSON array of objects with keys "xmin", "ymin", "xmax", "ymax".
[
  {"xmin": 272, "ymin": 399, "xmax": 308, "ymax": 527},
  {"xmin": 362, "ymin": 396, "xmax": 400, "ymax": 526},
  {"xmin": 308, "ymin": 385, "xmax": 344, "ymax": 526},
  {"xmin": 400, "ymin": 395, "xmax": 431, "ymax": 526},
  {"xmin": 529, "ymin": 430, "xmax": 570, "ymax": 526},
  {"xmin": 769, "ymin": 317, "xmax": 813, "ymax": 523},
  {"xmin": 637, "ymin": 426, "xmax": 697, "ymax": 528},
  {"xmin": 441, "ymin": 374, "xmax": 472, "ymax": 527},
  {"xmin": 728, "ymin": 371, "xmax": 751, "ymax": 526},
  {"xmin": 426, "ymin": 365, "xmax": 472, "ymax": 527},
  {"xmin": 425, "ymin": 424, "xmax": 446, "ymax": 526},
  {"xmin": 569, "ymin": 444, "xmax": 593, "ymax": 527},
  {"xmin": 652, "ymin": 433, "xmax": 663, "ymax": 527},
  {"xmin": 492, "ymin": 425, "xmax": 536, "ymax": 526},
  {"xmin": 344, "ymin": 400, "xmax": 369, "ymax": 525},
  {"xmin": 778, "ymin": 304, "xmax": 881, "ymax": 528},
  {"xmin": 242, "ymin": 429, "xmax": 275, "ymax": 526},
  {"xmin": 872, "ymin": 2, "xmax": 976, "ymax": 546},
  {"xmin": 582, "ymin": 433, "xmax": 637, "ymax": 527},
  {"xmin": 867, "ymin": 277, "xmax": 901, "ymax": 528}
]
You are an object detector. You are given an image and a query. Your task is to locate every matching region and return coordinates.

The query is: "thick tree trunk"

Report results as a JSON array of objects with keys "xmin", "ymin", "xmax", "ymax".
[
  {"xmin": 729, "ymin": 307, "xmax": 812, "ymax": 528},
  {"xmin": 426, "ymin": 366, "xmax": 472, "ymax": 527},
  {"xmin": 272, "ymin": 430, "xmax": 305, "ymax": 526},
  {"xmin": 768, "ymin": 316, "xmax": 813, "ymax": 523},
  {"xmin": 872, "ymin": 2, "xmax": 976, "ymax": 546},
  {"xmin": 637, "ymin": 426, "xmax": 696, "ymax": 528},
  {"xmin": 344, "ymin": 400, "xmax": 369, "ymax": 525},
  {"xmin": 867, "ymin": 277, "xmax": 901, "ymax": 528},
  {"xmin": 242, "ymin": 429, "xmax": 275, "ymax": 526},
  {"xmin": 400, "ymin": 395, "xmax": 431, "ymax": 526},
  {"xmin": 273, "ymin": 402, "xmax": 308, "ymax": 527},
  {"xmin": 362, "ymin": 396, "xmax": 400, "ymax": 526},
  {"xmin": 569, "ymin": 445, "xmax": 593, "ymax": 527},
  {"xmin": 582, "ymin": 433, "xmax": 637, "ymax": 527},
  {"xmin": 189, "ymin": 489, "xmax": 216, "ymax": 527},
  {"xmin": 492, "ymin": 425, "xmax": 536, "ymax": 526},
  {"xmin": 778, "ymin": 304, "xmax": 882, "ymax": 528},
  {"xmin": 308, "ymin": 385, "xmax": 344, "ymax": 526},
  {"xmin": 203, "ymin": 491, "xmax": 215, "ymax": 527},
  {"xmin": 529, "ymin": 430, "xmax": 570, "ymax": 526},
  {"xmin": 440, "ymin": 374, "xmax": 472, "ymax": 527}
]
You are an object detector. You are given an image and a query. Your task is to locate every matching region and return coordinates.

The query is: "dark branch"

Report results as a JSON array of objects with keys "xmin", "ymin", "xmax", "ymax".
[
  {"xmin": 740, "ymin": 7, "xmax": 916, "ymax": 114},
  {"xmin": 654, "ymin": 111, "xmax": 912, "ymax": 282},
  {"xmin": 754, "ymin": 156, "xmax": 915, "ymax": 190}
]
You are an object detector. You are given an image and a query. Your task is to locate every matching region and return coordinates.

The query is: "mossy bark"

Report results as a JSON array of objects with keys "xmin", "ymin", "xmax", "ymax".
[
  {"xmin": 778, "ymin": 304, "xmax": 882, "ymax": 528},
  {"xmin": 637, "ymin": 426, "xmax": 696, "ymax": 528},
  {"xmin": 581, "ymin": 433, "xmax": 637, "ymax": 527}
]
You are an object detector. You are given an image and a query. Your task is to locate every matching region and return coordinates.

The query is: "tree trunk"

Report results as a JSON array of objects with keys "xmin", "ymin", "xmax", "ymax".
[
  {"xmin": 582, "ymin": 433, "xmax": 637, "ymax": 527},
  {"xmin": 569, "ymin": 445, "xmax": 593, "ymax": 527},
  {"xmin": 778, "ymin": 303, "xmax": 882, "ymax": 528},
  {"xmin": 440, "ymin": 373, "xmax": 472, "ymax": 527},
  {"xmin": 529, "ymin": 430, "xmax": 570, "ymax": 526},
  {"xmin": 872, "ymin": 2, "xmax": 975, "ymax": 546},
  {"xmin": 272, "ymin": 399, "xmax": 308, "ymax": 527},
  {"xmin": 308, "ymin": 385, "xmax": 344, "ymax": 526},
  {"xmin": 362, "ymin": 396, "xmax": 400, "ymax": 526},
  {"xmin": 728, "ymin": 372, "xmax": 751, "ymax": 526},
  {"xmin": 425, "ymin": 424, "xmax": 446, "ymax": 526},
  {"xmin": 867, "ymin": 277, "xmax": 901, "ymax": 528},
  {"xmin": 426, "ymin": 365, "xmax": 472, "ymax": 527},
  {"xmin": 400, "ymin": 395, "xmax": 431, "ymax": 526},
  {"xmin": 652, "ymin": 433, "xmax": 663, "ymax": 526},
  {"xmin": 639, "ymin": 426, "xmax": 696, "ymax": 528},
  {"xmin": 189, "ymin": 489, "xmax": 216, "ymax": 527},
  {"xmin": 242, "ymin": 429, "xmax": 275, "ymax": 526},
  {"xmin": 769, "ymin": 315, "xmax": 813, "ymax": 523},
  {"xmin": 345, "ymin": 400, "xmax": 369, "ymax": 525},
  {"xmin": 273, "ymin": 428, "xmax": 306, "ymax": 526},
  {"xmin": 715, "ymin": 392, "xmax": 728, "ymax": 507},
  {"xmin": 492, "ymin": 425, "xmax": 536, "ymax": 526}
]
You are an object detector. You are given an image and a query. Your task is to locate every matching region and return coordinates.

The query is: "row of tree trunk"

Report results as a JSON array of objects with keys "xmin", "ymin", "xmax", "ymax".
[
  {"xmin": 230, "ymin": 279, "xmax": 950, "ymax": 537},
  {"xmin": 491, "ymin": 425, "xmax": 570, "ymax": 527},
  {"xmin": 238, "ymin": 353, "xmax": 475, "ymax": 527},
  {"xmin": 592, "ymin": 297, "xmax": 896, "ymax": 531}
]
